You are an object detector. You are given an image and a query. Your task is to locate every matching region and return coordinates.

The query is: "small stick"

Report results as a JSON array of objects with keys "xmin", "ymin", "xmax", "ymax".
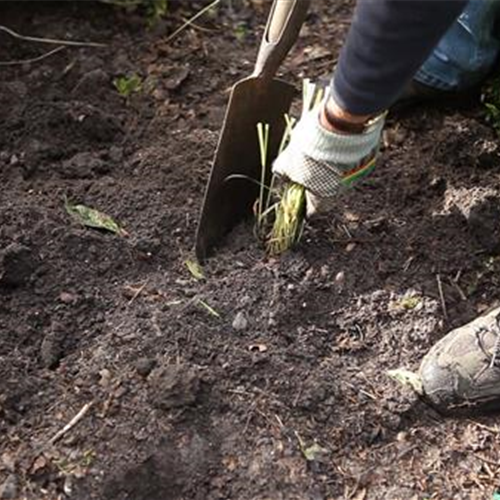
[
  {"xmin": 436, "ymin": 274, "xmax": 448, "ymax": 321},
  {"xmin": 0, "ymin": 25, "xmax": 106, "ymax": 47},
  {"xmin": 174, "ymin": 15, "xmax": 215, "ymax": 33},
  {"xmin": 449, "ymin": 277, "xmax": 467, "ymax": 301},
  {"xmin": 48, "ymin": 402, "xmax": 93, "ymax": 446},
  {"xmin": 0, "ymin": 46, "xmax": 65, "ymax": 66},
  {"xmin": 165, "ymin": 0, "xmax": 221, "ymax": 43},
  {"xmin": 127, "ymin": 280, "xmax": 149, "ymax": 306}
]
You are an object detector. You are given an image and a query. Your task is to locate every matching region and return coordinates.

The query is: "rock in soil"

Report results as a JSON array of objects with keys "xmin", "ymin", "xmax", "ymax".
[
  {"xmin": 40, "ymin": 322, "xmax": 66, "ymax": 369},
  {"xmin": 232, "ymin": 311, "xmax": 248, "ymax": 331},
  {"xmin": 149, "ymin": 364, "xmax": 200, "ymax": 410},
  {"xmin": 0, "ymin": 243, "xmax": 39, "ymax": 288},
  {"xmin": 0, "ymin": 475, "xmax": 18, "ymax": 499},
  {"xmin": 135, "ymin": 357, "xmax": 156, "ymax": 377},
  {"xmin": 444, "ymin": 186, "xmax": 500, "ymax": 253}
]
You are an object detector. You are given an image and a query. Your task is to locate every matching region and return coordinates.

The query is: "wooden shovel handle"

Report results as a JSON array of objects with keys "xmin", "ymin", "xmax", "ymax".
[{"xmin": 253, "ymin": 0, "xmax": 310, "ymax": 80}]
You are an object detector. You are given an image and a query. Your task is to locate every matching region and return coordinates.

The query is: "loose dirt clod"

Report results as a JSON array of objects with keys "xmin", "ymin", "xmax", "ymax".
[
  {"xmin": 149, "ymin": 364, "xmax": 200, "ymax": 410},
  {"xmin": 0, "ymin": 243, "xmax": 38, "ymax": 288},
  {"xmin": 444, "ymin": 186, "xmax": 500, "ymax": 253}
]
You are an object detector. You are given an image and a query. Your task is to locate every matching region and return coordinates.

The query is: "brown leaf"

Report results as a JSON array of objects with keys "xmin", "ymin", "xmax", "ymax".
[
  {"xmin": 31, "ymin": 455, "xmax": 48, "ymax": 474},
  {"xmin": 248, "ymin": 344, "xmax": 267, "ymax": 353}
]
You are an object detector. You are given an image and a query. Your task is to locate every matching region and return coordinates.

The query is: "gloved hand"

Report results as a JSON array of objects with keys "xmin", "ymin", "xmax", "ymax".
[{"xmin": 272, "ymin": 98, "xmax": 385, "ymax": 216}]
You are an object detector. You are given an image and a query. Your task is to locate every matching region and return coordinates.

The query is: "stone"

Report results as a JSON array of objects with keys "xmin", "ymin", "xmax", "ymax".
[
  {"xmin": 135, "ymin": 357, "xmax": 156, "ymax": 377},
  {"xmin": 232, "ymin": 311, "xmax": 248, "ymax": 331}
]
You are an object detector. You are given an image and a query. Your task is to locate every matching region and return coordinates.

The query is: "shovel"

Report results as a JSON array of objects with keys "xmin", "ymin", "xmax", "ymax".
[{"xmin": 195, "ymin": 0, "xmax": 310, "ymax": 261}]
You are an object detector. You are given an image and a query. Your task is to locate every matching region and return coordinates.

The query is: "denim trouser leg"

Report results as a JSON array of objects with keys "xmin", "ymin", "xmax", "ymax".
[{"xmin": 415, "ymin": 0, "xmax": 500, "ymax": 90}]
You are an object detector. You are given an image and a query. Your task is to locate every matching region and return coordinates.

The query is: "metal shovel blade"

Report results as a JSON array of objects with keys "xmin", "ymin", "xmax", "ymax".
[
  {"xmin": 195, "ymin": 0, "xmax": 310, "ymax": 261},
  {"xmin": 195, "ymin": 76, "xmax": 294, "ymax": 261}
]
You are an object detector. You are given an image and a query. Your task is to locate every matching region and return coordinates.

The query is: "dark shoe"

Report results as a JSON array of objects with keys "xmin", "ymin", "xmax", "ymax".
[
  {"xmin": 420, "ymin": 306, "xmax": 500, "ymax": 412},
  {"xmin": 391, "ymin": 79, "xmax": 481, "ymax": 112}
]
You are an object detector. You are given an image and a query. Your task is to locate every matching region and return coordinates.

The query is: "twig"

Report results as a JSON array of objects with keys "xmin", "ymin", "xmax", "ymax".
[
  {"xmin": 475, "ymin": 453, "xmax": 500, "ymax": 468},
  {"xmin": 48, "ymin": 402, "xmax": 93, "ymax": 446},
  {"xmin": 0, "ymin": 46, "xmax": 65, "ymax": 66},
  {"xmin": 174, "ymin": 15, "xmax": 215, "ymax": 33},
  {"xmin": 449, "ymin": 277, "xmax": 467, "ymax": 301},
  {"xmin": 127, "ymin": 280, "xmax": 149, "ymax": 306},
  {"xmin": 468, "ymin": 420, "xmax": 500, "ymax": 434},
  {"xmin": 436, "ymin": 274, "xmax": 448, "ymax": 321},
  {"xmin": 0, "ymin": 25, "xmax": 106, "ymax": 47},
  {"xmin": 165, "ymin": 0, "xmax": 221, "ymax": 43}
]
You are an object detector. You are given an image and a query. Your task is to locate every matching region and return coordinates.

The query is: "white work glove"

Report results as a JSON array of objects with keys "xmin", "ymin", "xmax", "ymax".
[{"xmin": 273, "ymin": 100, "xmax": 385, "ymax": 216}]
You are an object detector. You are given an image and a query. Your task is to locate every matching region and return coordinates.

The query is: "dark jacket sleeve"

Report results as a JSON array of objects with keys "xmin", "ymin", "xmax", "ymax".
[{"xmin": 331, "ymin": 0, "xmax": 468, "ymax": 115}]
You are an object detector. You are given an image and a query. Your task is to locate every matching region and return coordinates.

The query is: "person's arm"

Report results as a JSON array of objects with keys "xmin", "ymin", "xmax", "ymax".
[
  {"xmin": 273, "ymin": 0, "xmax": 469, "ymax": 215},
  {"xmin": 331, "ymin": 0, "xmax": 468, "ymax": 118}
]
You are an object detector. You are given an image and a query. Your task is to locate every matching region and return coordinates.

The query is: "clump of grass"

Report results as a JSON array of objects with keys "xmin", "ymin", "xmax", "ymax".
[
  {"xmin": 114, "ymin": 73, "xmax": 142, "ymax": 98},
  {"xmin": 482, "ymin": 76, "xmax": 500, "ymax": 133},
  {"xmin": 102, "ymin": 0, "xmax": 168, "ymax": 25},
  {"xmin": 267, "ymin": 183, "xmax": 306, "ymax": 255},
  {"xmin": 255, "ymin": 79, "xmax": 325, "ymax": 255}
]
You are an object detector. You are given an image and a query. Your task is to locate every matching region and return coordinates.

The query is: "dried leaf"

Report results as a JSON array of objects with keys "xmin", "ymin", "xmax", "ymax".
[
  {"xmin": 301, "ymin": 443, "xmax": 329, "ymax": 462},
  {"xmin": 65, "ymin": 201, "xmax": 128, "ymax": 236},
  {"xmin": 249, "ymin": 344, "xmax": 267, "ymax": 353},
  {"xmin": 352, "ymin": 489, "xmax": 367, "ymax": 500},
  {"xmin": 1, "ymin": 451, "xmax": 16, "ymax": 472},
  {"xmin": 185, "ymin": 259, "xmax": 204, "ymax": 280},
  {"xmin": 387, "ymin": 368, "xmax": 423, "ymax": 395},
  {"xmin": 31, "ymin": 455, "xmax": 48, "ymax": 474},
  {"xmin": 295, "ymin": 431, "xmax": 329, "ymax": 463}
]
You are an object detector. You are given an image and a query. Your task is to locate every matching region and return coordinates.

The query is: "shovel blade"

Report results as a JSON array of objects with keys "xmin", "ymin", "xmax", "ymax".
[{"xmin": 196, "ymin": 76, "xmax": 295, "ymax": 261}]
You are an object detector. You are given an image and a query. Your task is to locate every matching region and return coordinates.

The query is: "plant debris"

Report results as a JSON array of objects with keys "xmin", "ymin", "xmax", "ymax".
[
  {"xmin": 185, "ymin": 259, "xmax": 205, "ymax": 280},
  {"xmin": 387, "ymin": 368, "xmax": 423, "ymax": 395},
  {"xmin": 65, "ymin": 200, "xmax": 128, "ymax": 236}
]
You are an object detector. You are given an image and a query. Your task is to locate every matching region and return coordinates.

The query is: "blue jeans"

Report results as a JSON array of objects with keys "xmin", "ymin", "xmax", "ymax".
[{"xmin": 415, "ymin": 0, "xmax": 500, "ymax": 90}]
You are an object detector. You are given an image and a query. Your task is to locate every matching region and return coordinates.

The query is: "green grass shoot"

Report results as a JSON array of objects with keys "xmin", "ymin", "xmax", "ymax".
[
  {"xmin": 254, "ymin": 79, "xmax": 325, "ymax": 255},
  {"xmin": 101, "ymin": 0, "xmax": 168, "ymax": 25},
  {"xmin": 482, "ymin": 76, "xmax": 500, "ymax": 133},
  {"xmin": 185, "ymin": 259, "xmax": 205, "ymax": 281},
  {"xmin": 113, "ymin": 73, "xmax": 142, "ymax": 98},
  {"xmin": 197, "ymin": 299, "xmax": 220, "ymax": 318}
]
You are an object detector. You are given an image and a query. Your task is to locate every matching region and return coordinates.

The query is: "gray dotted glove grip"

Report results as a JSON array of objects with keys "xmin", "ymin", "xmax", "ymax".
[{"xmin": 272, "ymin": 105, "xmax": 385, "ymax": 213}]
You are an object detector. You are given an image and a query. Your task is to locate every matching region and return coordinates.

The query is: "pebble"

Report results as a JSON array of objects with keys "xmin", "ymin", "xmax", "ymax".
[
  {"xmin": 335, "ymin": 271, "xmax": 345, "ymax": 291},
  {"xmin": 99, "ymin": 368, "xmax": 112, "ymax": 387},
  {"xmin": 232, "ymin": 311, "xmax": 248, "ymax": 331},
  {"xmin": 59, "ymin": 291, "xmax": 78, "ymax": 304},
  {"xmin": 135, "ymin": 357, "xmax": 156, "ymax": 377}
]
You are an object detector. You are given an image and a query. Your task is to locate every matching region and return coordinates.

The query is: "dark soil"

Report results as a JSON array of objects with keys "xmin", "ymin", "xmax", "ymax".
[{"xmin": 2, "ymin": 2, "xmax": 500, "ymax": 499}]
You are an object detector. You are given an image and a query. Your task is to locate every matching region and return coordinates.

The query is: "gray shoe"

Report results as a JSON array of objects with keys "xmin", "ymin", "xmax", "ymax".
[{"xmin": 420, "ymin": 306, "xmax": 500, "ymax": 412}]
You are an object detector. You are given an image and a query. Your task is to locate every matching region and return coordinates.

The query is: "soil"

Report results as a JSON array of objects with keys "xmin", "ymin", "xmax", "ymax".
[{"xmin": 1, "ymin": 2, "xmax": 500, "ymax": 499}]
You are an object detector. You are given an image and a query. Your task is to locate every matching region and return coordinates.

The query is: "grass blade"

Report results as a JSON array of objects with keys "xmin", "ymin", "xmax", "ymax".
[
  {"xmin": 197, "ymin": 299, "xmax": 220, "ymax": 318},
  {"xmin": 185, "ymin": 259, "xmax": 205, "ymax": 280}
]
